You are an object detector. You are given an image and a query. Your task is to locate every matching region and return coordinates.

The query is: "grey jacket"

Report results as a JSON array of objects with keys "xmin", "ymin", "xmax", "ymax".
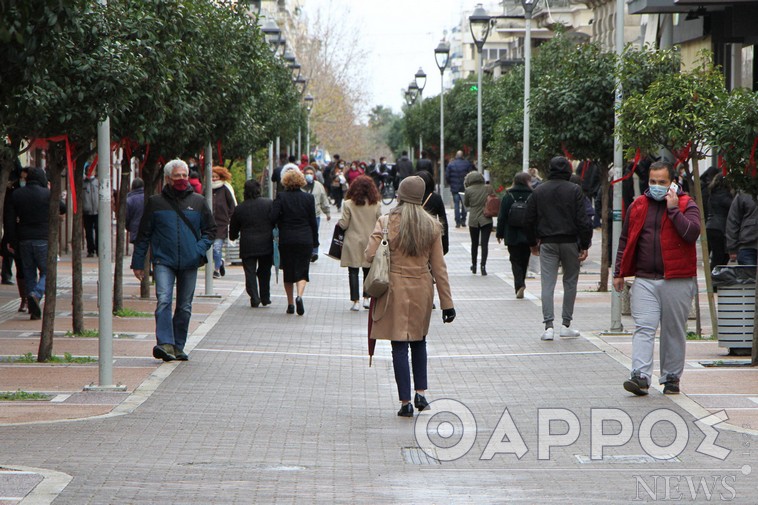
[
  {"xmin": 726, "ymin": 192, "xmax": 758, "ymax": 253},
  {"xmin": 83, "ymin": 177, "xmax": 99, "ymax": 215}
]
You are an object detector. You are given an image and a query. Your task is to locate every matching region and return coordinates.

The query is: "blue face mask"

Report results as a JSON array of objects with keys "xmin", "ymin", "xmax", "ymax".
[
  {"xmin": 648, "ymin": 184, "xmax": 668, "ymax": 201},
  {"xmin": 305, "ymin": 174, "xmax": 314, "ymax": 184}
]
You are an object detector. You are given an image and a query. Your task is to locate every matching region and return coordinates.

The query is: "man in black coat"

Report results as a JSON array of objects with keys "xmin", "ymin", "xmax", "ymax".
[
  {"xmin": 7, "ymin": 167, "xmax": 67, "ymax": 320},
  {"xmin": 395, "ymin": 151, "xmax": 415, "ymax": 186},
  {"xmin": 416, "ymin": 150, "xmax": 434, "ymax": 177},
  {"xmin": 445, "ymin": 150, "xmax": 475, "ymax": 228},
  {"xmin": 524, "ymin": 156, "xmax": 592, "ymax": 341}
]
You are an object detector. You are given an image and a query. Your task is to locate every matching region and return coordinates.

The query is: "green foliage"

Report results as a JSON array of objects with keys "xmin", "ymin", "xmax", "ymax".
[
  {"xmin": 114, "ymin": 307, "xmax": 152, "ymax": 318},
  {"xmin": 12, "ymin": 352, "xmax": 96, "ymax": 363},
  {"xmin": 707, "ymin": 88, "xmax": 758, "ymax": 196},
  {"xmin": 0, "ymin": 390, "xmax": 51, "ymax": 401},
  {"xmin": 65, "ymin": 329, "xmax": 99, "ymax": 338},
  {"xmin": 619, "ymin": 52, "xmax": 727, "ymax": 159}
]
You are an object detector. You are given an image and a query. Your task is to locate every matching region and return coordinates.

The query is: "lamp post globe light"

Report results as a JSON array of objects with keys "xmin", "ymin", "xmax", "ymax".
[
  {"xmin": 434, "ymin": 39, "xmax": 450, "ymax": 198},
  {"xmin": 521, "ymin": 0, "xmax": 537, "ymax": 173},
  {"xmin": 293, "ymin": 75, "xmax": 307, "ymax": 96},
  {"xmin": 277, "ymin": 35, "xmax": 287, "ymax": 57},
  {"xmin": 289, "ymin": 60, "xmax": 301, "ymax": 80},
  {"xmin": 304, "ymin": 93, "xmax": 314, "ymax": 161},
  {"xmin": 469, "ymin": 3, "xmax": 492, "ymax": 173}
]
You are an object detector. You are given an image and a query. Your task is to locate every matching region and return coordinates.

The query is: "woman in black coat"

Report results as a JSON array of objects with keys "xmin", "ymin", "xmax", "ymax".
[
  {"xmin": 270, "ymin": 170, "xmax": 319, "ymax": 315},
  {"xmin": 706, "ymin": 174, "xmax": 733, "ymax": 267},
  {"xmin": 230, "ymin": 180, "xmax": 274, "ymax": 308},
  {"xmin": 417, "ymin": 171, "xmax": 448, "ymax": 254},
  {"xmin": 496, "ymin": 171, "xmax": 533, "ymax": 298}
]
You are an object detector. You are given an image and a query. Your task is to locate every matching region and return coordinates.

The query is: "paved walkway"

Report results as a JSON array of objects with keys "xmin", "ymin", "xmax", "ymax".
[{"xmin": 1, "ymin": 205, "xmax": 757, "ymax": 504}]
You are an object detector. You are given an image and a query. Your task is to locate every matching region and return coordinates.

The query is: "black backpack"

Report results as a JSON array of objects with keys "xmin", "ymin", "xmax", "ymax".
[{"xmin": 507, "ymin": 194, "xmax": 529, "ymax": 228}]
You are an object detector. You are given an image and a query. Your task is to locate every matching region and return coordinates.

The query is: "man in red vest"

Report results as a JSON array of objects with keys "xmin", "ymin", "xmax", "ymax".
[{"xmin": 613, "ymin": 161, "xmax": 700, "ymax": 396}]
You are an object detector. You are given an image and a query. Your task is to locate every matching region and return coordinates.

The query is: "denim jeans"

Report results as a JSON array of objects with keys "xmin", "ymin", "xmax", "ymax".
[
  {"xmin": 19, "ymin": 240, "xmax": 47, "ymax": 300},
  {"xmin": 453, "ymin": 192, "xmax": 467, "ymax": 226},
  {"xmin": 737, "ymin": 248, "xmax": 757, "ymax": 266},
  {"xmin": 213, "ymin": 238, "xmax": 224, "ymax": 271},
  {"xmin": 391, "ymin": 339, "xmax": 427, "ymax": 402},
  {"xmin": 154, "ymin": 264, "xmax": 197, "ymax": 351}
]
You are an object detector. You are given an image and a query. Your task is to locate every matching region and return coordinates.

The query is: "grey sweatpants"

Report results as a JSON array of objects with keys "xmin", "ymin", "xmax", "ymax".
[
  {"xmin": 539, "ymin": 242, "xmax": 580, "ymax": 328},
  {"xmin": 630, "ymin": 277, "xmax": 696, "ymax": 385}
]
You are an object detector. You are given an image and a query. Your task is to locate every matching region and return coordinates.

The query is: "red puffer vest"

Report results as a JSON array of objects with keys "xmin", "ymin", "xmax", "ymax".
[{"xmin": 618, "ymin": 195, "xmax": 697, "ymax": 279}]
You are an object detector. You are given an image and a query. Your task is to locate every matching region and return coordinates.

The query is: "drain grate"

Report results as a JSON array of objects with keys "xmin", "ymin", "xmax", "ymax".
[{"xmin": 401, "ymin": 447, "xmax": 441, "ymax": 465}]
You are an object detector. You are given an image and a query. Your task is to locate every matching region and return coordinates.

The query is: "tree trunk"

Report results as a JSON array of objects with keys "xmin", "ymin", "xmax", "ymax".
[
  {"xmin": 140, "ymin": 157, "xmax": 159, "ymax": 299},
  {"xmin": 39, "ymin": 145, "xmax": 64, "ymax": 362},
  {"xmin": 113, "ymin": 155, "xmax": 130, "ymax": 312},
  {"xmin": 71, "ymin": 162, "xmax": 85, "ymax": 335},
  {"xmin": 598, "ymin": 166, "xmax": 611, "ymax": 292},
  {"xmin": 690, "ymin": 156, "xmax": 717, "ymax": 338}
]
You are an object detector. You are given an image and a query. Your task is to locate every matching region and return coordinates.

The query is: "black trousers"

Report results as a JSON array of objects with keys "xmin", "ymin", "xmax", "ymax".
[
  {"xmin": 348, "ymin": 267, "xmax": 369, "ymax": 301},
  {"xmin": 706, "ymin": 229, "xmax": 729, "ymax": 267},
  {"xmin": 469, "ymin": 223, "xmax": 493, "ymax": 267},
  {"xmin": 391, "ymin": 339, "xmax": 427, "ymax": 402},
  {"xmin": 83, "ymin": 214, "xmax": 98, "ymax": 254},
  {"xmin": 508, "ymin": 244, "xmax": 531, "ymax": 292},
  {"xmin": 242, "ymin": 254, "xmax": 273, "ymax": 304}
]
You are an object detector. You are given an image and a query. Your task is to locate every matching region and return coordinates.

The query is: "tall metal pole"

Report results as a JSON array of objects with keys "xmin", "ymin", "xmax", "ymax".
[
  {"xmin": 610, "ymin": 0, "xmax": 624, "ymax": 332},
  {"xmin": 476, "ymin": 48, "xmax": 483, "ymax": 173},
  {"xmin": 298, "ymin": 127, "xmax": 302, "ymax": 160},
  {"xmin": 96, "ymin": 117, "xmax": 115, "ymax": 388},
  {"xmin": 268, "ymin": 141, "xmax": 274, "ymax": 199},
  {"xmin": 522, "ymin": 10, "xmax": 532, "ymax": 173},
  {"xmin": 306, "ymin": 116, "xmax": 311, "ymax": 162},
  {"xmin": 440, "ymin": 68, "xmax": 446, "ymax": 196},
  {"xmin": 204, "ymin": 142, "xmax": 214, "ymax": 295},
  {"xmin": 246, "ymin": 154, "xmax": 253, "ymax": 181}
]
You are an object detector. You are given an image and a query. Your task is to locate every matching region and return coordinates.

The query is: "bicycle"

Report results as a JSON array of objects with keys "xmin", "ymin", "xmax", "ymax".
[{"xmin": 380, "ymin": 181, "xmax": 395, "ymax": 205}]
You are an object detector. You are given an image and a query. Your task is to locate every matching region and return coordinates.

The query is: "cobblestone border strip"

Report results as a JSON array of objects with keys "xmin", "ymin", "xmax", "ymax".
[
  {"xmin": 0, "ymin": 282, "xmax": 246, "ymax": 427},
  {"xmin": 0, "ymin": 465, "xmax": 72, "ymax": 505},
  {"xmin": 584, "ymin": 333, "xmax": 758, "ymax": 437}
]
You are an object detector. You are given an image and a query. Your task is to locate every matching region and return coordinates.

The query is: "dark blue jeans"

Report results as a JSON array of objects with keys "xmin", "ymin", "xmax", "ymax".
[
  {"xmin": 154, "ymin": 264, "xmax": 197, "ymax": 351},
  {"xmin": 391, "ymin": 339, "xmax": 427, "ymax": 402},
  {"xmin": 19, "ymin": 240, "xmax": 47, "ymax": 300},
  {"xmin": 737, "ymin": 248, "xmax": 757, "ymax": 266},
  {"xmin": 453, "ymin": 192, "xmax": 467, "ymax": 226}
]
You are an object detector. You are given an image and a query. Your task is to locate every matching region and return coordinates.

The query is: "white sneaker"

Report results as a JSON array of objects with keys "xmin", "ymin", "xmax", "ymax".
[
  {"xmin": 559, "ymin": 325, "xmax": 580, "ymax": 338},
  {"xmin": 516, "ymin": 287, "xmax": 525, "ymax": 299},
  {"xmin": 350, "ymin": 302, "xmax": 360, "ymax": 311},
  {"xmin": 363, "ymin": 297, "xmax": 371, "ymax": 309},
  {"xmin": 541, "ymin": 328, "xmax": 554, "ymax": 341}
]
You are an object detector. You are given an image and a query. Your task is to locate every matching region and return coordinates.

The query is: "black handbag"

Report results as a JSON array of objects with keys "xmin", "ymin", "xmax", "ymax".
[
  {"xmin": 166, "ymin": 197, "xmax": 208, "ymax": 266},
  {"xmin": 326, "ymin": 223, "xmax": 344, "ymax": 260}
]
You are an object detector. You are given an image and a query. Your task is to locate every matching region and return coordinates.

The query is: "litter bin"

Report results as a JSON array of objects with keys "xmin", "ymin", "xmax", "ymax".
[
  {"xmin": 224, "ymin": 240, "xmax": 242, "ymax": 266},
  {"xmin": 713, "ymin": 265, "xmax": 755, "ymax": 351}
]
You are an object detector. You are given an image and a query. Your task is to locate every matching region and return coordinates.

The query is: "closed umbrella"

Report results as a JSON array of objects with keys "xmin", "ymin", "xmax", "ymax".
[
  {"xmin": 367, "ymin": 297, "xmax": 376, "ymax": 367},
  {"xmin": 273, "ymin": 227, "xmax": 280, "ymax": 284}
]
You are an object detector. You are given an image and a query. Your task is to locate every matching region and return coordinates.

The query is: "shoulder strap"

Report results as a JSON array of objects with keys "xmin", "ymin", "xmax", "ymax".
[{"xmin": 166, "ymin": 195, "xmax": 200, "ymax": 241}]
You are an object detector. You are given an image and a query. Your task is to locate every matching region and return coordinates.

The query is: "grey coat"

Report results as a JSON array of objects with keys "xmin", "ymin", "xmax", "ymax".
[{"xmin": 463, "ymin": 171, "xmax": 494, "ymax": 228}]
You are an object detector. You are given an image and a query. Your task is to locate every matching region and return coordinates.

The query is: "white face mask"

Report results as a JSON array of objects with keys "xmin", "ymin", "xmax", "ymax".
[
  {"xmin": 648, "ymin": 184, "xmax": 668, "ymax": 201},
  {"xmin": 305, "ymin": 174, "xmax": 314, "ymax": 184}
]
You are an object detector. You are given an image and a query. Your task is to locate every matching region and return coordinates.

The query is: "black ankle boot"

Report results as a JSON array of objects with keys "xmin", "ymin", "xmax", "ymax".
[
  {"xmin": 480, "ymin": 265, "xmax": 487, "ymax": 276},
  {"xmin": 414, "ymin": 393, "xmax": 429, "ymax": 411},
  {"xmin": 397, "ymin": 403, "xmax": 414, "ymax": 417},
  {"xmin": 470, "ymin": 264, "xmax": 476, "ymax": 274}
]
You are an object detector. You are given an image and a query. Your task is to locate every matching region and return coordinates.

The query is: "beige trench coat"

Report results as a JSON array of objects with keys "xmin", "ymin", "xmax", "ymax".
[
  {"xmin": 364, "ymin": 212, "xmax": 454, "ymax": 341},
  {"xmin": 339, "ymin": 200, "xmax": 381, "ymax": 268}
]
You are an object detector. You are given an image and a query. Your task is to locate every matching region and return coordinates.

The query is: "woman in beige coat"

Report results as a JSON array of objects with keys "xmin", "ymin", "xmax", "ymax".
[
  {"xmin": 464, "ymin": 170, "xmax": 495, "ymax": 276},
  {"xmin": 339, "ymin": 175, "xmax": 382, "ymax": 311},
  {"xmin": 365, "ymin": 176, "xmax": 455, "ymax": 417}
]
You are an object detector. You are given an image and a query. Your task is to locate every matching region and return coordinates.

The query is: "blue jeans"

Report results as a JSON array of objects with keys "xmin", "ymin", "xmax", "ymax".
[
  {"xmin": 313, "ymin": 216, "xmax": 321, "ymax": 255},
  {"xmin": 154, "ymin": 264, "xmax": 197, "ymax": 351},
  {"xmin": 213, "ymin": 238, "xmax": 224, "ymax": 271},
  {"xmin": 391, "ymin": 339, "xmax": 428, "ymax": 402},
  {"xmin": 737, "ymin": 248, "xmax": 757, "ymax": 266},
  {"xmin": 19, "ymin": 240, "xmax": 47, "ymax": 300},
  {"xmin": 453, "ymin": 192, "xmax": 467, "ymax": 226}
]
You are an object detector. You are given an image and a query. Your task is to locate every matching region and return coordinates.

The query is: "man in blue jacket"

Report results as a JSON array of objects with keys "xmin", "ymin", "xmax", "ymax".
[
  {"xmin": 131, "ymin": 159, "xmax": 216, "ymax": 362},
  {"xmin": 445, "ymin": 150, "xmax": 474, "ymax": 228}
]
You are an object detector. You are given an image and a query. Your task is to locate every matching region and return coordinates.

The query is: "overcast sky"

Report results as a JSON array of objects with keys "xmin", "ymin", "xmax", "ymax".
[{"xmin": 303, "ymin": 0, "xmax": 472, "ymax": 115}]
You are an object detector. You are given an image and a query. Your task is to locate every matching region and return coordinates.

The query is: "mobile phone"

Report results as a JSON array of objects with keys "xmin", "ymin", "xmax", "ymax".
[{"xmin": 669, "ymin": 182, "xmax": 679, "ymax": 193}]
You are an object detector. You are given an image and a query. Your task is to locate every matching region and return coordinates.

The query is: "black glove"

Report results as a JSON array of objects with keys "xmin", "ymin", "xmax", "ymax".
[{"xmin": 442, "ymin": 308, "xmax": 456, "ymax": 323}]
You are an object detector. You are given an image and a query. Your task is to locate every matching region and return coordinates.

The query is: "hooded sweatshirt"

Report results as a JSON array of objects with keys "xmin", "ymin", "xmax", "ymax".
[
  {"xmin": 523, "ymin": 156, "xmax": 592, "ymax": 249},
  {"xmin": 9, "ymin": 167, "xmax": 66, "ymax": 242}
]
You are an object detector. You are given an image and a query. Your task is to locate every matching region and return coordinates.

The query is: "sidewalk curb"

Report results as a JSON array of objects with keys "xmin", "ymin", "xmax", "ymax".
[
  {"xmin": 0, "ymin": 465, "xmax": 73, "ymax": 505},
  {"xmin": 0, "ymin": 283, "xmax": 246, "ymax": 427},
  {"xmin": 585, "ymin": 333, "xmax": 758, "ymax": 437}
]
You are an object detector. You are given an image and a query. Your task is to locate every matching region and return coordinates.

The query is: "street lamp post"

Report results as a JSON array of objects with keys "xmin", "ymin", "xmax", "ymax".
[
  {"xmin": 522, "ymin": 0, "xmax": 537, "ymax": 173},
  {"xmin": 414, "ymin": 67, "xmax": 427, "ymax": 158},
  {"xmin": 434, "ymin": 39, "xmax": 450, "ymax": 198},
  {"xmin": 404, "ymin": 88, "xmax": 417, "ymax": 159},
  {"xmin": 304, "ymin": 93, "xmax": 314, "ymax": 161},
  {"xmin": 469, "ymin": 3, "xmax": 492, "ymax": 173},
  {"xmin": 261, "ymin": 19, "xmax": 281, "ymax": 54}
]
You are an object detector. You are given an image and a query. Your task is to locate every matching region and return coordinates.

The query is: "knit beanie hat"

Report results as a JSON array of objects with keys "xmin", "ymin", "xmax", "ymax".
[{"xmin": 396, "ymin": 176, "xmax": 425, "ymax": 205}]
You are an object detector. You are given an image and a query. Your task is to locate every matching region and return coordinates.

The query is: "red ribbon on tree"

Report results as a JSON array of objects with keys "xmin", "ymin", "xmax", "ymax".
[
  {"xmin": 216, "ymin": 140, "xmax": 223, "ymax": 165},
  {"xmin": 140, "ymin": 143, "xmax": 150, "ymax": 172},
  {"xmin": 610, "ymin": 148, "xmax": 642, "ymax": 185},
  {"xmin": 561, "ymin": 143, "xmax": 574, "ymax": 161},
  {"xmin": 673, "ymin": 142, "xmax": 692, "ymax": 168},
  {"xmin": 747, "ymin": 137, "xmax": 758, "ymax": 177},
  {"xmin": 718, "ymin": 155, "xmax": 728, "ymax": 176},
  {"xmin": 580, "ymin": 160, "xmax": 590, "ymax": 179},
  {"xmin": 36, "ymin": 135, "xmax": 77, "ymax": 214}
]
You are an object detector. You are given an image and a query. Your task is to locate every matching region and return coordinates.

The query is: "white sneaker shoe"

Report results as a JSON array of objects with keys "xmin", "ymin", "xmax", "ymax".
[
  {"xmin": 350, "ymin": 302, "xmax": 360, "ymax": 311},
  {"xmin": 363, "ymin": 297, "xmax": 371, "ymax": 309},
  {"xmin": 559, "ymin": 325, "xmax": 580, "ymax": 338},
  {"xmin": 541, "ymin": 328, "xmax": 554, "ymax": 341}
]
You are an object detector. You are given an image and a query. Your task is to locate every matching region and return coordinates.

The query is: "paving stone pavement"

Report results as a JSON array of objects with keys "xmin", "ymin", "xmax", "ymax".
[{"xmin": 1, "ymin": 206, "xmax": 757, "ymax": 504}]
